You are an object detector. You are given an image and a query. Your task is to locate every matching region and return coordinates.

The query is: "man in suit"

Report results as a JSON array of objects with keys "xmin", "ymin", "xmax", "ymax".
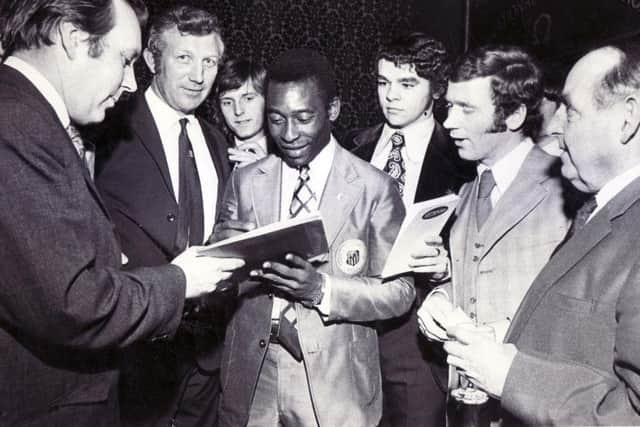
[
  {"xmin": 0, "ymin": 1, "xmax": 243, "ymax": 426},
  {"xmin": 345, "ymin": 33, "xmax": 475, "ymax": 427},
  {"xmin": 214, "ymin": 48, "xmax": 415, "ymax": 427},
  {"xmin": 95, "ymin": 5, "xmax": 230, "ymax": 426},
  {"xmin": 415, "ymin": 46, "xmax": 571, "ymax": 419},
  {"xmin": 441, "ymin": 43, "xmax": 640, "ymax": 426}
]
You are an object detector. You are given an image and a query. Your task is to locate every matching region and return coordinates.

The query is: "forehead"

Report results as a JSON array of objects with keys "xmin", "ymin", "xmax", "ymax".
[
  {"xmin": 446, "ymin": 76, "xmax": 494, "ymax": 106},
  {"xmin": 221, "ymin": 80, "xmax": 261, "ymax": 98},
  {"xmin": 377, "ymin": 59, "xmax": 425, "ymax": 81},
  {"xmin": 159, "ymin": 27, "xmax": 223, "ymax": 57},
  {"xmin": 107, "ymin": 0, "xmax": 142, "ymax": 54},
  {"xmin": 564, "ymin": 48, "xmax": 619, "ymax": 105},
  {"xmin": 267, "ymin": 80, "xmax": 323, "ymax": 111}
]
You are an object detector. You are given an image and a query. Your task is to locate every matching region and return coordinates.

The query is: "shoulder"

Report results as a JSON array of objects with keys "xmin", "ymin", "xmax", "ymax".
[
  {"xmin": 336, "ymin": 145, "xmax": 396, "ymax": 191},
  {"xmin": 342, "ymin": 123, "xmax": 383, "ymax": 151},
  {"xmin": 197, "ymin": 115, "xmax": 229, "ymax": 145}
]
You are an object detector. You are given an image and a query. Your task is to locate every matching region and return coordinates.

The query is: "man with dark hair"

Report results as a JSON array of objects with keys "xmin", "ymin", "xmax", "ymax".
[
  {"xmin": 214, "ymin": 48, "xmax": 415, "ymax": 427},
  {"xmin": 414, "ymin": 45, "xmax": 570, "ymax": 421},
  {"xmin": 441, "ymin": 43, "xmax": 640, "ymax": 426},
  {"xmin": 0, "ymin": 1, "xmax": 243, "ymax": 426},
  {"xmin": 216, "ymin": 58, "xmax": 270, "ymax": 167},
  {"xmin": 344, "ymin": 32, "xmax": 474, "ymax": 427},
  {"xmin": 95, "ymin": 4, "xmax": 231, "ymax": 426}
]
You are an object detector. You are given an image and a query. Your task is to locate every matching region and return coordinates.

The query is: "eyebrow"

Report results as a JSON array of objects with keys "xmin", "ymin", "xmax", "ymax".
[{"xmin": 398, "ymin": 77, "xmax": 419, "ymax": 84}]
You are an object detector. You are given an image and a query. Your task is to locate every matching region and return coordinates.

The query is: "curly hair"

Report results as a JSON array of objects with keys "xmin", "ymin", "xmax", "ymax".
[
  {"xmin": 0, "ymin": 0, "xmax": 147, "ymax": 58},
  {"xmin": 451, "ymin": 45, "xmax": 544, "ymax": 139},
  {"xmin": 147, "ymin": 5, "xmax": 222, "ymax": 65},
  {"xmin": 376, "ymin": 32, "xmax": 450, "ymax": 100}
]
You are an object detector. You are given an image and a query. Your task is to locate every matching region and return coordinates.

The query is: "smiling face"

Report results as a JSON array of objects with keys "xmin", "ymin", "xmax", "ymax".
[
  {"xmin": 219, "ymin": 79, "xmax": 265, "ymax": 141},
  {"xmin": 145, "ymin": 27, "xmax": 223, "ymax": 114},
  {"xmin": 66, "ymin": 0, "xmax": 141, "ymax": 124},
  {"xmin": 266, "ymin": 79, "xmax": 338, "ymax": 168},
  {"xmin": 376, "ymin": 59, "xmax": 435, "ymax": 128},
  {"xmin": 444, "ymin": 76, "xmax": 511, "ymax": 166}
]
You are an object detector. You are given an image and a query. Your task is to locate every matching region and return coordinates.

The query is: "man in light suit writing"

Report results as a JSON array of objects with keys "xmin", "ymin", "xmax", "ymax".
[
  {"xmin": 0, "ymin": 1, "xmax": 242, "ymax": 425},
  {"xmin": 434, "ymin": 43, "xmax": 640, "ymax": 426},
  {"xmin": 214, "ymin": 48, "xmax": 415, "ymax": 427}
]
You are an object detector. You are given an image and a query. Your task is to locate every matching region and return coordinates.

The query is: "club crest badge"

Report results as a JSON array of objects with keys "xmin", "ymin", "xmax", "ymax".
[{"xmin": 336, "ymin": 239, "xmax": 367, "ymax": 275}]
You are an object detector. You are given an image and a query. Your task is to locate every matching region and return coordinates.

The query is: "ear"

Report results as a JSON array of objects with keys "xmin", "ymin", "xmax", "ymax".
[
  {"xmin": 505, "ymin": 104, "xmax": 527, "ymax": 131},
  {"xmin": 58, "ymin": 21, "xmax": 85, "ymax": 60},
  {"xmin": 143, "ymin": 48, "xmax": 156, "ymax": 74},
  {"xmin": 328, "ymin": 96, "xmax": 341, "ymax": 122},
  {"xmin": 620, "ymin": 94, "xmax": 640, "ymax": 144}
]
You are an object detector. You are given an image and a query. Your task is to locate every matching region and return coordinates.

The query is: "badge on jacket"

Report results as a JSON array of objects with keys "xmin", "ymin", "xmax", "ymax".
[{"xmin": 336, "ymin": 239, "xmax": 367, "ymax": 274}]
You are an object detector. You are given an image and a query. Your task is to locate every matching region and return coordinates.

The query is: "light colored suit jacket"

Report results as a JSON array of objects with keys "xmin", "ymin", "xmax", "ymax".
[
  {"xmin": 217, "ymin": 145, "xmax": 415, "ymax": 427},
  {"xmin": 446, "ymin": 146, "xmax": 570, "ymax": 326},
  {"xmin": 502, "ymin": 176, "xmax": 640, "ymax": 426}
]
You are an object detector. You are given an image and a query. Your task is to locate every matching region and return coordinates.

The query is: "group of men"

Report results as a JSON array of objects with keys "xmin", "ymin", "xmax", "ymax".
[{"xmin": 2, "ymin": 0, "xmax": 640, "ymax": 426}]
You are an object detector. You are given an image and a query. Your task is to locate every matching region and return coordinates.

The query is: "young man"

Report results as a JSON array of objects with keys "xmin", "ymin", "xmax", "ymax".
[
  {"xmin": 0, "ymin": 1, "xmax": 241, "ymax": 425},
  {"xmin": 215, "ymin": 48, "xmax": 415, "ymax": 427},
  {"xmin": 442, "ymin": 43, "xmax": 640, "ymax": 426},
  {"xmin": 346, "ymin": 33, "xmax": 475, "ymax": 427},
  {"xmin": 95, "ymin": 5, "xmax": 231, "ymax": 426}
]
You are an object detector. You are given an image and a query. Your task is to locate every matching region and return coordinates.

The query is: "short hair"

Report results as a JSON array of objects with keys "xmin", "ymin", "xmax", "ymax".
[
  {"xmin": 147, "ymin": 5, "xmax": 222, "ymax": 65},
  {"xmin": 0, "ymin": 0, "xmax": 148, "ymax": 58},
  {"xmin": 266, "ymin": 48, "xmax": 337, "ymax": 107},
  {"xmin": 451, "ymin": 45, "xmax": 544, "ymax": 139},
  {"xmin": 593, "ymin": 44, "xmax": 640, "ymax": 110},
  {"xmin": 216, "ymin": 58, "xmax": 267, "ymax": 98},
  {"xmin": 376, "ymin": 32, "xmax": 450, "ymax": 99}
]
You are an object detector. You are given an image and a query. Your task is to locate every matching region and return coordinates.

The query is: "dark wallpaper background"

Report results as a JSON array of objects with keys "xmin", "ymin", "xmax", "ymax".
[{"xmin": 136, "ymin": 0, "xmax": 464, "ymax": 139}]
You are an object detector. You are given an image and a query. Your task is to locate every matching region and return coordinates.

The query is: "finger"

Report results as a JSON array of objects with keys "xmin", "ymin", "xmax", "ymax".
[
  {"xmin": 447, "ymin": 324, "xmax": 476, "ymax": 345},
  {"xmin": 221, "ymin": 220, "xmax": 257, "ymax": 232},
  {"xmin": 408, "ymin": 261, "xmax": 449, "ymax": 274},
  {"xmin": 237, "ymin": 141, "xmax": 267, "ymax": 156},
  {"xmin": 284, "ymin": 253, "xmax": 313, "ymax": 268},
  {"xmin": 252, "ymin": 271, "xmax": 298, "ymax": 290},
  {"xmin": 213, "ymin": 258, "xmax": 245, "ymax": 270},
  {"xmin": 423, "ymin": 315, "xmax": 448, "ymax": 341},
  {"xmin": 446, "ymin": 354, "xmax": 468, "ymax": 370},
  {"xmin": 443, "ymin": 340, "xmax": 465, "ymax": 357},
  {"xmin": 262, "ymin": 261, "xmax": 300, "ymax": 281},
  {"xmin": 228, "ymin": 153, "xmax": 256, "ymax": 163}
]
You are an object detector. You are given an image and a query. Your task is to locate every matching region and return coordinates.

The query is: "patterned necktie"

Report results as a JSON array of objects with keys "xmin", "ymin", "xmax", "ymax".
[
  {"xmin": 382, "ymin": 132, "xmax": 406, "ymax": 196},
  {"xmin": 289, "ymin": 165, "xmax": 316, "ymax": 218},
  {"xmin": 476, "ymin": 169, "xmax": 496, "ymax": 230},
  {"xmin": 66, "ymin": 124, "xmax": 95, "ymax": 179},
  {"xmin": 174, "ymin": 118, "xmax": 204, "ymax": 251}
]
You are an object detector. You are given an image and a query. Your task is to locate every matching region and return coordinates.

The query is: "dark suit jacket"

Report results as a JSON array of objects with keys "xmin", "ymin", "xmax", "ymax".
[
  {"xmin": 347, "ymin": 121, "xmax": 475, "ymax": 426},
  {"xmin": 0, "ymin": 65, "xmax": 185, "ymax": 426},
  {"xmin": 502, "ymin": 177, "xmax": 640, "ymax": 425}
]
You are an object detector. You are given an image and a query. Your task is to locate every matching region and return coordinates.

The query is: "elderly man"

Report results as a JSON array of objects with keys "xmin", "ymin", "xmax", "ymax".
[
  {"xmin": 0, "ymin": 1, "xmax": 242, "ymax": 425},
  {"xmin": 443, "ymin": 43, "xmax": 640, "ymax": 425}
]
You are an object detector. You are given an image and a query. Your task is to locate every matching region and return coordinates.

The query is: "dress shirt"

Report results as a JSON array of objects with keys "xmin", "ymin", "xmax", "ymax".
[
  {"xmin": 591, "ymin": 163, "xmax": 640, "ymax": 222},
  {"xmin": 476, "ymin": 138, "xmax": 534, "ymax": 207},
  {"xmin": 371, "ymin": 112, "xmax": 435, "ymax": 207},
  {"xmin": 270, "ymin": 136, "xmax": 338, "ymax": 319},
  {"xmin": 145, "ymin": 87, "xmax": 218, "ymax": 244}
]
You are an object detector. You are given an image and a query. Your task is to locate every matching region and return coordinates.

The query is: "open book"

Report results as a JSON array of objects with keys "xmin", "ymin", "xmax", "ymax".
[
  {"xmin": 199, "ymin": 212, "xmax": 329, "ymax": 281},
  {"xmin": 381, "ymin": 194, "xmax": 459, "ymax": 278}
]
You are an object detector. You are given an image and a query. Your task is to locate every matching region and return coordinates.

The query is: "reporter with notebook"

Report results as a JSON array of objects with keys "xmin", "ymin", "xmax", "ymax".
[{"xmin": 212, "ymin": 48, "xmax": 415, "ymax": 427}]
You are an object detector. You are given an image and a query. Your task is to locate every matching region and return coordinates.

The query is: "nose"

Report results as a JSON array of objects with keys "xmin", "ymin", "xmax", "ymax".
[
  {"xmin": 189, "ymin": 62, "xmax": 204, "ymax": 84},
  {"xmin": 385, "ymin": 83, "xmax": 400, "ymax": 102},
  {"xmin": 549, "ymin": 104, "xmax": 567, "ymax": 148},
  {"xmin": 234, "ymin": 100, "xmax": 244, "ymax": 116},
  {"xmin": 282, "ymin": 119, "xmax": 299, "ymax": 142},
  {"xmin": 443, "ymin": 107, "xmax": 458, "ymax": 130},
  {"xmin": 121, "ymin": 64, "xmax": 137, "ymax": 93}
]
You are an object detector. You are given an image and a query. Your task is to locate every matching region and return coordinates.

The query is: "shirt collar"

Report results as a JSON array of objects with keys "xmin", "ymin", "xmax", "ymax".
[
  {"xmin": 5, "ymin": 55, "xmax": 70, "ymax": 128},
  {"xmin": 595, "ymin": 163, "xmax": 640, "ymax": 213},
  {"xmin": 145, "ymin": 86, "xmax": 196, "ymax": 129},
  {"xmin": 477, "ymin": 138, "xmax": 534, "ymax": 194},
  {"xmin": 379, "ymin": 112, "xmax": 435, "ymax": 162}
]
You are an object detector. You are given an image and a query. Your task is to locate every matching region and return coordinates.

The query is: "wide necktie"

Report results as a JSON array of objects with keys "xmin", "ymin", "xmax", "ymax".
[
  {"xmin": 382, "ymin": 132, "xmax": 407, "ymax": 196},
  {"xmin": 551, "ymin": 195, "xmax": 597, "ymax": 258},
  {"xmin": 66, "ymin": 124, "xmax": 95, "ymax": 179},
  {"xmin": 275, "ymin": 165, "xmax": 316, "ymax": 361},
  {"xmin": 174, "ymin": 118, "xmax": 204, "ymax": 252},
  {"xmin": 476, "ymin": 169, "xmax": 496, "ymax": 230}
]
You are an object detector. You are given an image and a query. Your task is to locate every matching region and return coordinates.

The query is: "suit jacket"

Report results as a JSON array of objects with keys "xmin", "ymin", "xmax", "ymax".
[
  {"xmin": 0, "ymin": 65, "xmax": 185, "ymax": 426},
  {"xmin": 501, "ymin": 176, "xmax": 640, "ymax": 426},
  {"xmin": 95, "ymin": 93, "xmax": 231, "ymax": 268},
  {"xmin": 445, "ymin": 147, "xmax": 571, "ymax": 325},
  {"xmin": 217, "ymin": 145, "xmax": 415, "ymax": 427}
]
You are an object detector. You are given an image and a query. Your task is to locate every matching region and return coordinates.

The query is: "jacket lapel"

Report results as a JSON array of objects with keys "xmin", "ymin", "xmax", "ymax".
[
  {"xmin": 351, "ymin": 123, "xmax": 383, "ymax": 162},
  {"xmin": 319, "ymin": 145, "xmax": 362, "ymax": 247},
  {"xmin": 250, "ymin": 155, "xmax": 281, "ymax": 227},
  {"xmin": 201, "ymin": 121, "xmax": 232, "ymax": 217}
]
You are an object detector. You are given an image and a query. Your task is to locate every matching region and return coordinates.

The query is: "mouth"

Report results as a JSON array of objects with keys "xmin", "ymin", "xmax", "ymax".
[
  {"xmin": 182, "ymin": 87, "xmax": 204, "ymax": 96},
  {"xmin": 279, "ymin": 143, "xmax": 309, "ymax": 157},
  {"xmin": 385, "ymin": 107, "xmax": 403, "ymax": 114},
  {"xmin": 234, "ymin": 119, "xmax": 251, "ymax": 126}
]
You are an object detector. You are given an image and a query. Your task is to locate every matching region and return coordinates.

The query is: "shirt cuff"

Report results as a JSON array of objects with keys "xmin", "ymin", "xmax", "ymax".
[{"xmin": 315, "ymin": 273, "xmax": 332, "ymax": 316}]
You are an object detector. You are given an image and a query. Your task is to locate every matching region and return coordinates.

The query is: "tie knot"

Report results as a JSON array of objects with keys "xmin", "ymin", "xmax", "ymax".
[
  {"xmin": 478, "ymin": 169, "xmax": 496, "ymax": 199},
  {"xmin": 390, "ymin": 132, "xmax": 404, "ymax": 148},
  {"xmin": 298, "ymin": 165, "xmax": 310, "ymax": 180},
  {"xmin": 577, "ymin": 195, "xmax": 598, "ymax": 221},
  {"xmin": 179, "ymin": 118, "xmax": 189, "ymax": 131}
]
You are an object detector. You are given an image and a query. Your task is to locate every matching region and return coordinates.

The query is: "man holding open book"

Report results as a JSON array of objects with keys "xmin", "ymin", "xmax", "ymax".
[{"xmin": 212, "ymin": 48, "xmax": 415, "ymax": 427}]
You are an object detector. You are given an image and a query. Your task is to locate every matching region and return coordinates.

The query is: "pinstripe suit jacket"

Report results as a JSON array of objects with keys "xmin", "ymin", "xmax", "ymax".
[{"xmin": 445, "ymin": 146, "xmax": 571, "ymax": 325}]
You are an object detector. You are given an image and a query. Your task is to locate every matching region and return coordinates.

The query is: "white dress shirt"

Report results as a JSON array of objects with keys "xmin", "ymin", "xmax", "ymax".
[
  {"xmin": 591, "ymin": 163, "xmax": 640, "ymax": 222},
  {"xmin": 371, "ymin": 112, "xmax": 435, "ymax": 207},
  {"xmin": 270, "ymin": 136, "xmax": 338, "ymax": 319},
  {"xmin": 476, "ymin": 138, "xmax": 534, "ymax": 208},
  {"xmin": 145, "ymin": 87, "xmax": 218, "ymax": 244}
]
